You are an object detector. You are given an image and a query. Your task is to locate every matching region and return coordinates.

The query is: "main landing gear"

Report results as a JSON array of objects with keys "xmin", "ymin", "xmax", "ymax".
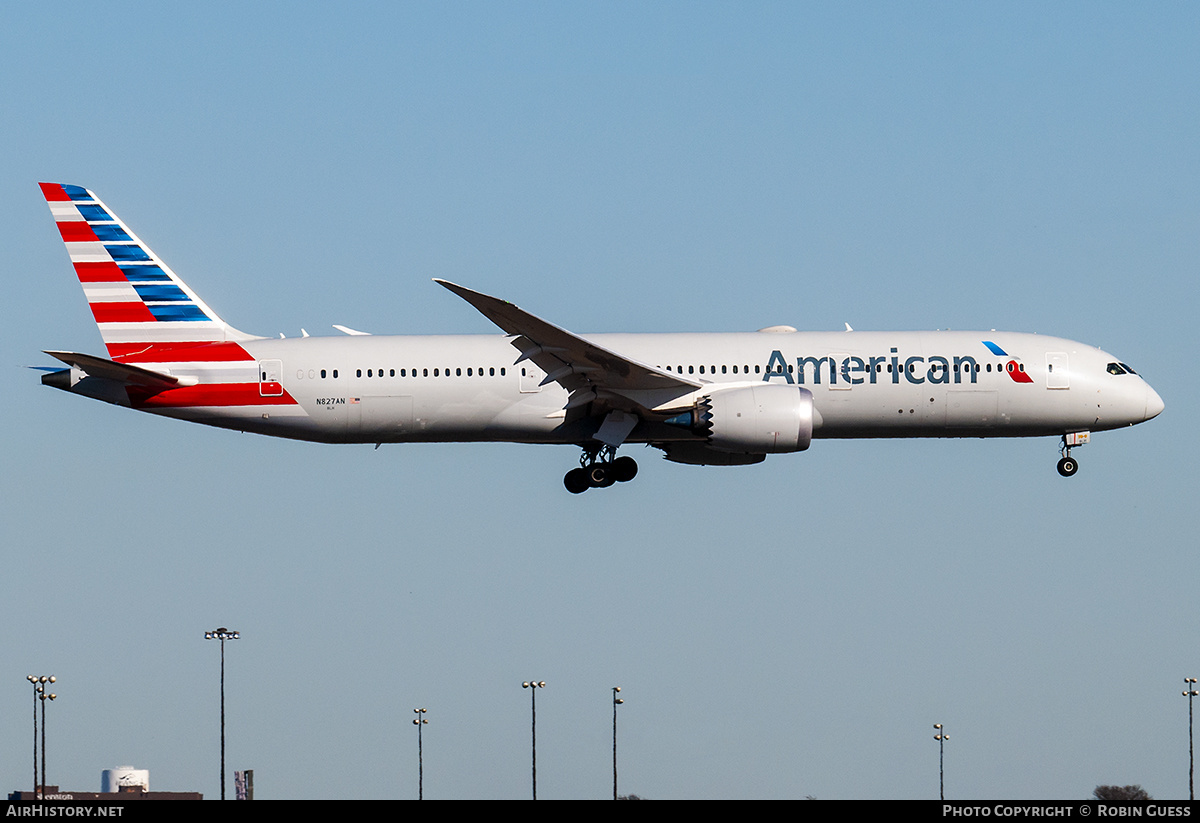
[
  {"xmin": 1057, "ymin": 431, "xmax": 1089, "ymax": 477},
  {"xmin": 564, "ymin": 445, "xmax": 638, "ymax": 494}
]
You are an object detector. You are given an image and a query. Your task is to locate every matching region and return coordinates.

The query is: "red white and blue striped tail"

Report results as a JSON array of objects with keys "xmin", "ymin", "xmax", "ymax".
[{"xmin": 39, "ymin": 183, "xmax": 261, "ymax": 362}]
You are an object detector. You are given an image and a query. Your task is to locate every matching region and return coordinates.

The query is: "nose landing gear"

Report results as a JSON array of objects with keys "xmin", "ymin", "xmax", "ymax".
[
  {"xmin": 564, "ymin": 445, "xmax": 638, "ymax": 493},
  {"xmin": 1057, "ymin": 431, "xmax": 1089, "ymax": 477},
  {"xmin": 1056, "ymin": 455, "xmax": 1078, "ymax": 477}
]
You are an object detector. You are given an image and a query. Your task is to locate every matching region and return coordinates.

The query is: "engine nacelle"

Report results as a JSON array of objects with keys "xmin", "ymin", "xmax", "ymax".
[{"xmin": 700, "ymin": 384, "xmax": 814, "ymax": 454}]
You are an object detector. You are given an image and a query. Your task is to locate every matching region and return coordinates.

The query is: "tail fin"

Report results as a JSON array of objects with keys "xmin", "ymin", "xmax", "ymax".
[{"xmin": 39, "ymin": 183, "xmax": 260, "ymax": 359}]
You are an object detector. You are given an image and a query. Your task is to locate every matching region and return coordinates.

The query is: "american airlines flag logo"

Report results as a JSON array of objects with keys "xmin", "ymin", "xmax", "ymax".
[{"xmin": 982, "ymin": 341, "xmax": 1034, "ymax": 383}]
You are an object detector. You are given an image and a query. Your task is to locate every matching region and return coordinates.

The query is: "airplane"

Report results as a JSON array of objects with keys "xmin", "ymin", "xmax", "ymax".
[{"xmin": 36, "ymin": 182, "xmax": 1164, "ymax": 493}]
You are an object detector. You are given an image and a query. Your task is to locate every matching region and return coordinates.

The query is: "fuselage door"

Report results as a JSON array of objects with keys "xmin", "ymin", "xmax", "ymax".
[
  {"xmin": 259, "ymin": 359, "xmax": 283, "ymax": 397},
  {"xmin": 1046, "ymin": 352, "xmax": 1069, "ymax": 389}
]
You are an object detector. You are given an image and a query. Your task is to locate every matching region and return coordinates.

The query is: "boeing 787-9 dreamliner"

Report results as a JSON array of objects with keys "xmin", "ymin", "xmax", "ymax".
[{"xmin": 37, "ymin": 183, "xmax": 1164, "ymax": 492}]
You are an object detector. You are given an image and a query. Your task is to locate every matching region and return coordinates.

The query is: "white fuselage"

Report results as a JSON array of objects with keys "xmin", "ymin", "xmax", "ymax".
[{"xmin": 126, "ymin": 329, "xmax": 1161, "ymax": 446}]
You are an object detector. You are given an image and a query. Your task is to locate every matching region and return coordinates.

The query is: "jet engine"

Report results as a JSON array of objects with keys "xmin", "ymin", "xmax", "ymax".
[{"xmin": 699, "ymin": 384, "xmax": 815, "ymax": 454}]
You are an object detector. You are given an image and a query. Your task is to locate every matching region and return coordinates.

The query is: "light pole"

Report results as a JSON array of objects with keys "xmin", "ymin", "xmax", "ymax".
[
  {"xmin": 934, "ymin": 723, "xmax": 948, "ymax": 800},
  {"xmin": 26, "ymin": 676, "xmax": 52, "ymax": 796},
  {"xmin": 413, "ymin": 708, "xmax": 427, "ymax": 800},
  {"xmin": 205, "ymin": 628, "xmax": 240, "ymax": 800},
  {"xmin": 612, "ymin": 687, "xmax": 623, "ymax": 800},
  {"xmin": 523, "ymin": 680, "xmax": 546, "ymax": 800},
  {"xmin": 1185, "ymin": 678, "xmax": 1198, "ymax": 801},
  {"xmin": 39, "ymin": 686, "xmax": 57, "ymax": 794}
]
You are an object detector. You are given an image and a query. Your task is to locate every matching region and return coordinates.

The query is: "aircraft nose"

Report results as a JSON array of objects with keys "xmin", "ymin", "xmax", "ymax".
[{"xmin": 1144, "ymin": 384, "xmax": 1165, "ymax": 421}]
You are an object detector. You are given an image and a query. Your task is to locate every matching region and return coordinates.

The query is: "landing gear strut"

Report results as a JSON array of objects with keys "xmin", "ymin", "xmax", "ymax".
[
  {"xmin": 1057, "ymin": 432, "xmax": 1088, "ymax": 477},
  {"xmin": 564, "ymin": 445, "xmax": 638, "ymax": 493}
]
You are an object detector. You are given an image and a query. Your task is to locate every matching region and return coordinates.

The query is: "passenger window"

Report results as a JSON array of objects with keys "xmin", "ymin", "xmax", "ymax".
[{"xmin": 320, "ymin": 369, "xmax": 327, "ymax": 378}]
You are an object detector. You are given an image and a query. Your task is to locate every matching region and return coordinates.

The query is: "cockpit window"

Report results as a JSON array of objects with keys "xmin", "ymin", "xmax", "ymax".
[
  {"xmin": 1106, "ymin": 362, "xmax": 1127, "ymax": 375},
  {"xmin": 1119, "ymin": 362, "xmax": 1138, "ymax": 375}
]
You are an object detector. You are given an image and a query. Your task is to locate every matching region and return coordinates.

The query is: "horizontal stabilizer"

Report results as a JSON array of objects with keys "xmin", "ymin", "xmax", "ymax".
[{"xmin": 43, "ymin": 350, "xmax": 195, "ymax": 390}]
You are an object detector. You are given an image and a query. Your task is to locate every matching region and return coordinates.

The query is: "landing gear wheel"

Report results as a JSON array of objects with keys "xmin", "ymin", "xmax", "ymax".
[
  {"xmin": 588, "ymin": 464, "xmax": 615, "ymax": 488},
  {"xmin": 565, "ymin": 444, "xmax": 638, "ymax": 492},
  {"xmin": 1057, "ymin": 456, "xmax": 1078, "ymax": 477},
  {"xmin": 612, "ymin": 456, "xmax": 638, "ymax": 483},
  {"xmin": 564, "ymin": 468, "xmax": 589, "ymax": 494}
]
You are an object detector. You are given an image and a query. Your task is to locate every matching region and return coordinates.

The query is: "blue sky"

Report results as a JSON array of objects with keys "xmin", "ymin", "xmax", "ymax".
[{"xmin": 2, "ymin": 2, "xmax": 1197, "ymax": 799}]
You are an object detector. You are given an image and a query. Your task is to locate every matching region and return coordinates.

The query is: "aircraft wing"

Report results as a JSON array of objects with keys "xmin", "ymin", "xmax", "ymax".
[{"xmin": 435, "ymin": 280, "xmax": 701, "ymax": 414}]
